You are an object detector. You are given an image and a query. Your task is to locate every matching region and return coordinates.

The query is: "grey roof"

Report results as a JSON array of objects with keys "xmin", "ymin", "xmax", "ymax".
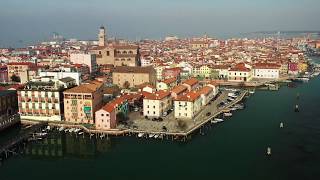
[{"xmin": 59, "ymin": 77, "xmax": 75, "ymax": 83}]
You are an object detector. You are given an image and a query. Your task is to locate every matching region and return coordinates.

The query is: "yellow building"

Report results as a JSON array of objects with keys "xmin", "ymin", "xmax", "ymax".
[
  {"xmin": 63, "ymin": 81, "xmax": 104, "ymax": 124},
  {"xmin": 298, "ymin": 62, "xmax": 308, "ymax": 73},
  {"xmin": 112, "ymin": 66, "xmax": 156, "ymax": 88},
  {"xmin": 192, "ymin": 65, "xmax": 212, "ymax": 78}
]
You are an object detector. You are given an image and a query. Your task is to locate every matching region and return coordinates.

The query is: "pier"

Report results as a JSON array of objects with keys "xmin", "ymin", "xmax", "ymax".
[{"xmin": 0, "ymin": 122, "xmax": 48, "ymax": 161}]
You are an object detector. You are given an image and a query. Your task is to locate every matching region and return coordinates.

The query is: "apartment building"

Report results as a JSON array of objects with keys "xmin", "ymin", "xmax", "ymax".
[{"xmin": 143, "ymin": 90, "xmax": 172, "ymax": 118}]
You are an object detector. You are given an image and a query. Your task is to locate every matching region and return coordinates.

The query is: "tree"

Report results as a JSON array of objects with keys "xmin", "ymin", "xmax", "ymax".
[
  {"xmin": 11, "ymin": 74, "xmax": 21, "ymax": 83},
  {"xmin": 176, "ymin": 119, "xmax": 187, "ymax": 131},
  {"xmin": 116, "ymin": 112, "xmax": 128, "ymax": 123},
  {"xmin": 123, "ymin": 81, "xmax": 130, "ymax": 89}
]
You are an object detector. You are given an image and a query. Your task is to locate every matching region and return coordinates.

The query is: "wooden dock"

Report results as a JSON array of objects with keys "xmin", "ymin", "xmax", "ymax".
[{"xmin": 0, "ymin": 122, "xmax": 47, "ymax": 159}]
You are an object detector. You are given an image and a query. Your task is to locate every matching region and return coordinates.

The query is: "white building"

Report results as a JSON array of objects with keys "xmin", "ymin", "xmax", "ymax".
[
  {"xmin": 253, "ymin": 63, "xmax": 281, "ymax": 79},
  {"xmin": 39, "ymin": 69, "xmax": 81, "ymax": 85},
  {"xmin": 70, "ymin": 53, "xmax": 97, "ymax": 73},
  {"xmin": 143, "ymin": 90, "xmax": 172, "ymax": 118},
  {"xmin": 228, "ymin": 63, "xmax": 253, "ymax": 82},
  {"xmin": 174, "ymin": 91, "xmax": 202, "ymax": 119},
  {"xmin": 141, "ymin": 57, "xmax": 152, "ymax": 67},
  {"xmin": 198, "ymin": 86, "xmax": 215, "ymax": 106}
]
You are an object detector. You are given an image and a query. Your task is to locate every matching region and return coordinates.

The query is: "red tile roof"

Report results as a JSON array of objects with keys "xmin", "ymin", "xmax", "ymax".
[
  {"xmin": 198, "ymin": 86, "xmax": 213, "ymax": 95},
  {"xmin": 182, "ymin": 78, "xmax": 198, "ymax": 86},
  {"xmin": 144, "ymin": 90, "xmax": 171, "ymax": 100},
  {"xmin": 175, "ymin": 91, "xmax": 201, "ymax": 102},
  {"xmin": 171, "ymin": 85, "xmax": 187, "ymax": 94}
]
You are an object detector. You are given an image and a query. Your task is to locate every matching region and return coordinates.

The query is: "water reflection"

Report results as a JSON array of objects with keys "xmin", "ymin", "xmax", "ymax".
[{"xmin": 25, "ymin": 132, "xmax": 113, "ymax": 159}]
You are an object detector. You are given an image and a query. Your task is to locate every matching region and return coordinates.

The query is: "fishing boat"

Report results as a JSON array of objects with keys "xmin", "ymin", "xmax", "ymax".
[
  {"xmin": 78, "ymin": 132, "xmax": 84, "ymax": 135},
  {"xmin": 64, "ymin": 129, "xmax": 69, "ymax": 133},
  {"xmin": 46, "ymin": 126, "xmax": 51, "ymax": 131},
  {"xmin": 148, "ymin": 134, "xmax": 155, "ymax": 138},
  {"xmin": 223, "ymin": 112, "xmax": 232, "ymax": 117},
  {"xmin": 154, "ymin": 134, "xmax": 159, "ymax": 139},
  {"xmin": 138, "ymin": 133, "xmax": 144, "ymax": 138},
  {"xmin": 69, "ymin": 128, "xmax": 75, "ymax": 133}
]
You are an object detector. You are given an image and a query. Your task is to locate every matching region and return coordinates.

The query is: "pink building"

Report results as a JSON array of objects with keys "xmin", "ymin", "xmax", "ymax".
[
  {"xmin": 288, "ymin": 62, "xmax": 299, "ymax": 75},
  {"xmin": 95, "ymin": 104, "xmax": 116, "ymax": 130}
]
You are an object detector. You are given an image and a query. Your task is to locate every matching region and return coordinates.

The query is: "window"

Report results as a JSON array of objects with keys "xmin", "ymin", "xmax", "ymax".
[
  {"xmin": 99, "ymin": 51, "xmax": 101, "ymax": 55},
  {"xmin": 101, "ymin": 114, "xmax": 104, "ymax": 116},
  {"xmin": 107, "ymin": 51, "xmax": 110, "ymax": 56},
  {"xmin": 153, "ymin": 111, "xmax": 155, "ymax": 114}
]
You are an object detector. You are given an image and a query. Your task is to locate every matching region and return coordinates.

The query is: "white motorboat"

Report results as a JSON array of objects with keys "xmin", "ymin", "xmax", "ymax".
[
  {"xmin": 267, "ymin": 147, "xmax": 272, "ymax": 155},
  {"xmin": 138, "ymin": 133, "xmax": 144, "ymax": 138},
  {"xmin": 154, "ymin": 134, "xmax": 159, "ymax": 139},
  {"xmin": 214, "ymin": 118, "xmax": 224, "ymax": 122},
  {"xmin": 280, "ymin": 122, "xmax": 284, "ymax": 128},
  {"xmin": 74, "ymin": 128, "xmax": 81, "ymax": 133},
  {"xmin": 210, "ymin": 120, "xmax": 218, "ymax": 124},
  {"xmin": 64, "ymin": 129, "xmax": 69, "ymax": 133},
  {"xmin": 224, "ymin": 112, "xmax": 232, "ymax": 117},
  {"xmin": 100, "ymin": 134, "xmax": 105, "ymax": 139},
  {"xmin": 58, "ymin": 127, "xmax": 65, "ymax": 132},
  {"xmin": 46, "ymin": 126, "xmax": 51, "ymax": 130},
  {"xmin": 69, "ymin": 128, "xmax": 75, "ymax": 133},
  {"xmin": 148, "ymin": 134, "xmax": 155, "ymax": 138},
  {"xmin": 78, "ymin": 132, "xmax": 84, "ymax": 135}
]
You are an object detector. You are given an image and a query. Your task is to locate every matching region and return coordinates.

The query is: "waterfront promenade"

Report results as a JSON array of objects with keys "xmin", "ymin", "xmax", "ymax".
[{"xmin": 21, "ymin": 90, "xmax": 248, "ymax": 140}]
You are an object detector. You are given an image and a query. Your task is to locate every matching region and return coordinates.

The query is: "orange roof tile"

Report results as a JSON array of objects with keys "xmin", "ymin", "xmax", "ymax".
[
  {"xmin": 182, "ymin": 78, "xmax": 198, "ymax": 86},
  {"xmin": 175, "ymin": 91, "xmax": 201, "ymax": 102},
  {"xmin": 198, "ymin": 86, "xmax": 213, "ymax": 95},
  {"xmin": 144, "ymin": 90, "xmax": 171, "ymax": 100},
  {"xmin": 171, "ymin": 85, "xmax": 187, "ymax": 94}
]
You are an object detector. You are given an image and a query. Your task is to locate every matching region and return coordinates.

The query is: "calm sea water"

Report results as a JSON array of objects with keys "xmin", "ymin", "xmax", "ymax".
[{"xmin": 1, "ymin": 58, "xmax": 320, "ymax": 180}]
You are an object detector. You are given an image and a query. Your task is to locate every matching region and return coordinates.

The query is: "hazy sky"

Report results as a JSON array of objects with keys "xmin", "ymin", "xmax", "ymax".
[{"xmin": 0, "ymin": 0, "xmax": 319, "ymax": 47}]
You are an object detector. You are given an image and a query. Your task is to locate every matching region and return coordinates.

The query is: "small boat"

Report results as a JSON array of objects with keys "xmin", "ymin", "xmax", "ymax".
[
  {"xmin": 149, "ymin": 134, "xmax": 155, "ymax": 138},
  {"xmin": 69, "ymin": 128, "xmax": 75, "ymax": 133},
  {"xmin": 138, "ymin": 133, "xmax": 144, "ymax": 138},
  {"xmin": 78, "ymin": 132, "xmax": 84, "ymax": 135},
  {"xmin": 90, "ymin": 133, "xmax": 94, "ymax": 137},
  {"xmin": 249, "ymin": 90, "xmax": 255, "ymax": 94},
  {"xmin": 46, "ymin": 126, "xmax": 51, "ymax": 131},
  {"xmin": 224, "ymin": 112, "xmax": 232, "ymax": 117},
  {"xmin": 158, "ymin": 134, "xmax": 164, "ymax": 139},
  {"xmin": 294, "ymin": 104, "xmax": 299, "ymax": 112},
  {"xmin": 211, "ymin": 120, "xmax": 218, "ymax": 124},
  {"xmin": 214, "ymin": 118, "xmax": 224, "ymax": 122},
  {"xmin": 64, "ymin": 129, "xmax": 69, "ymax": 133},
  {"xmin": 280, "ymin": 122, "xmax": 284, "ymax": 128},
  {"xmin": 74, "ymin": 128, "xmax": 81, "ymax": 133},
  {"xmin": 58, "ymin": 127, "xmax": 65, "ymax": 132},
  {"xmin": 100, "ymin": 134, "xmax": 105, "ymax": 139},
  {"xmin": 267, "ymin": 147, "xmax": 272, "ymax": 155},
  {"xmin": 230, "ymin": 107, "xmax": 237, "ymax": 111},
  {"xmin": 154, "ymin": 134, "xmax": 159, "ymax": 139}
]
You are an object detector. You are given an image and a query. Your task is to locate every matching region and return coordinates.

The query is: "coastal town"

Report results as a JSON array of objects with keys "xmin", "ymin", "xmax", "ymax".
[{"xmin": 0, "ymin": 26, "xmax": 320, "ymax": 146}]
